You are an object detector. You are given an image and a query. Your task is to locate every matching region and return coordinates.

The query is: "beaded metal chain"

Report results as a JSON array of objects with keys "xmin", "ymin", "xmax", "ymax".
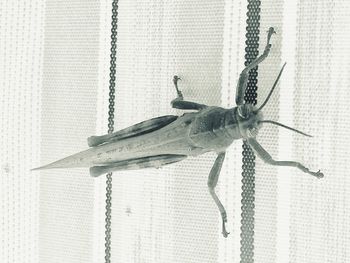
[
  {"xmin": 105, "ymin": 1, "xmax": 118, "ymax": 262},
  {"xmin": 240, "ymin": 0, "xmax": 261, "ymax": 262}
]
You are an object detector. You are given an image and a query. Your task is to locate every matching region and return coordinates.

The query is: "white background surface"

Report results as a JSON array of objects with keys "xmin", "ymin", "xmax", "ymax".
[{"xmin": 1, "ymin": 0, "xmax": 350, "ymax": 262}]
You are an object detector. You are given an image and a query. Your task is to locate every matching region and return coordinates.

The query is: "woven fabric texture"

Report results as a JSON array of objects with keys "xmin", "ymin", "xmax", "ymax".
[
  {"xmin": 1, "ymin": 0, "xmax": 350, "ymax": 263},
  {"xmin": 290, "ymin": 1, "xmax": 350, "ymax": 262},
  {"xmin": 38, "ymin": 1, "xmax": 100, "ymax": 262},
  {"xmin": 0, "ymin": 1, "xmax": 44, "ymax": 262}
]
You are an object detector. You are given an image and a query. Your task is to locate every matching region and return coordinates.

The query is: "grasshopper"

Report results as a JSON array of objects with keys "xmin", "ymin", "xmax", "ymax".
[{"xmin": 33, "ymin": 27, "xmax": 323, "ymax": 237}]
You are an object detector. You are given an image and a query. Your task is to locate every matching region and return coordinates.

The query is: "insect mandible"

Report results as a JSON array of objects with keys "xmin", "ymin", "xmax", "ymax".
[{"xmin": 33, "ymin": 27, "xmax": 324, "ymax": 238}]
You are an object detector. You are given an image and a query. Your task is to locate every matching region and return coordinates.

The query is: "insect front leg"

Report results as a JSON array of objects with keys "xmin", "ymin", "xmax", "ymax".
[
  {"xmin": 235, "ymin": 27, "xmax": 276, "ymax": 106},
  {"xmin": 170, "ymin": 75, "xmax": 207, "ymax": 110},
  {"xmin": 207, "ymin": 152, "xmax": 230, "ymax": 237},
  {"xmin": 247, "ymin": 138, "xmax": 324, "ymax": 178}
]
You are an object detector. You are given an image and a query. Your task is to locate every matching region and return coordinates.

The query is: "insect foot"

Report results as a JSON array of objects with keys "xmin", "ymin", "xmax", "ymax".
[
  {"xmin": 173, "ymin": 75, "xmax": 183, "ymax": 99},
  {"xmin": 262, "ymin": 27, "xmax": 276, "ymax": 56},
  {"xmin": 221, "ymin": 212, "xmax": 230, "ymax": 238},
  {"xmin": 222, "ymin": 220, "xmax": 230, "ymax": 238},
  {"xmin": 313, "ymin": 170, "xmax": 324, "ymax": 179},
  {"xmin": 173, "ymin": 75, "xmax": 181, "ymax": 84},
  {"xmin": 300, "ymin": 166, "xmax": 324, "ymax": 179},
  {"xmin": 267, "ymin": 27, "xmax": 276, "ymax": 42}
]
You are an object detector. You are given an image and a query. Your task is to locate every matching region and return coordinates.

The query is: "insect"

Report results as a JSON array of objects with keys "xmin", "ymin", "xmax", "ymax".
[{"xmin": 33, "ymin": 27, "xmax": 323, "ymax": 237}]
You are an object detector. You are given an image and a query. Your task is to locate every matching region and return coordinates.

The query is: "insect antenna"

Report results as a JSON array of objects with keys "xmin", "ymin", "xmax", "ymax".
[
  {"xmin": 255, "ymin": 62, "xmax": 287, "ymax": 113},
  {"xmin": 259, "ymin": 120, "xmax": 312, "ymax": 137}
]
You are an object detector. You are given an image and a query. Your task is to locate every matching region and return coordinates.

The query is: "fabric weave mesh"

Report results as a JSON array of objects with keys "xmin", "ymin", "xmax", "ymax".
[{"xmin": 1, "ymin": 0, "xmax": 350, "ymax": 263}]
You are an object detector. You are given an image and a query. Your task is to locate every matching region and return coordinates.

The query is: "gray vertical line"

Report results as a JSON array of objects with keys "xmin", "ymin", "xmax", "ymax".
[
  {"xmin": 240, "ymin": 0, "xmax": 260, "ymax": 262},
  {"xmin": 105, "ymin": 1, "xmax": 119, "ymax": 263}
]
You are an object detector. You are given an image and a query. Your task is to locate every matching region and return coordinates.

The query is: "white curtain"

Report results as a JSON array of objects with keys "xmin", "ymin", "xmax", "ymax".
[{"xmin": 1, "ymin": 0, "xmax": 350, "ymax": 262}]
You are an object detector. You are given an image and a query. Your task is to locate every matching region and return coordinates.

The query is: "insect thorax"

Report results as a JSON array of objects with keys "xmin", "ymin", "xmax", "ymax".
[{"xmin": 188, "ymin": 107, "xmax": 238, "ymax": 151}]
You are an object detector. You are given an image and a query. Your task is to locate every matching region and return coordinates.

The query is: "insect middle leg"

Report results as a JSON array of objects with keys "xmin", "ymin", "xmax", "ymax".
[
  {"xmin": 170, "ymin": 75, "xmax": 207, "ymax": 110},
  {"xmin": 207, "ymin": 152, "xmax": 230, "ymax": 237},
  {"xmin": 235, "ymin": 27, "xmax": 276, "ymax": 106}
]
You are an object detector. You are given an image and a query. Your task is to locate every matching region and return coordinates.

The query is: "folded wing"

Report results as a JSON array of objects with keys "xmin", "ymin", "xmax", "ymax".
[
  {"xmin": 88, "ymin": 115, "xmax": 178, "ymax": 147},
  {"xmin": 89, "ymin": 154, "xmax": 187, "ymax": 177}
]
